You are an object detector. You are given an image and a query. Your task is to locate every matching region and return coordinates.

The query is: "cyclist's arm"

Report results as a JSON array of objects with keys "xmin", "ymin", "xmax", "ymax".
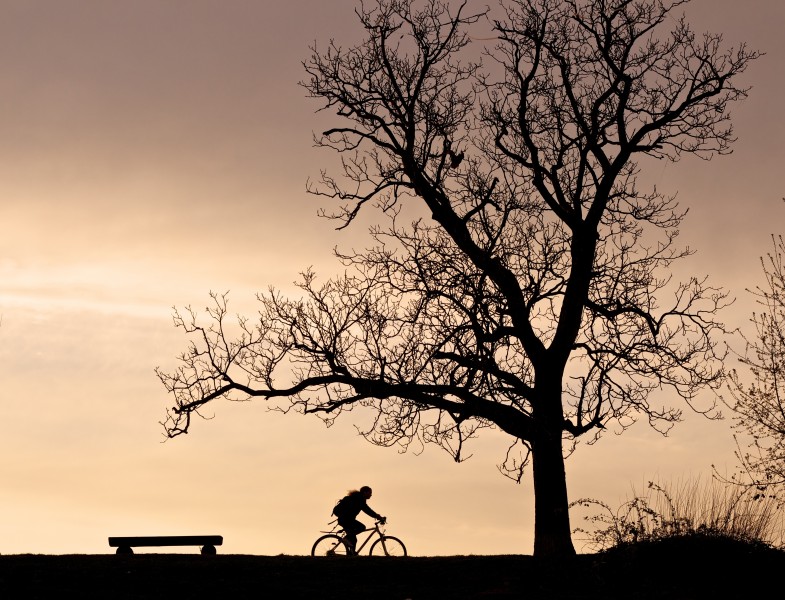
[{"xmin": 361, "ymin": 503, "xmax": 383, "ymax": 521}]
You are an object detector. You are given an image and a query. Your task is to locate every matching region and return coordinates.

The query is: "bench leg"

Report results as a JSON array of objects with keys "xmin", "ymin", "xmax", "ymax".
[
  {"xmin": 115, "ymin": 546, "xmax": 133, "ymax": 555},
  {"xmin": 201, "ymin": 545, "xmax": 217, "ymax": 555}
]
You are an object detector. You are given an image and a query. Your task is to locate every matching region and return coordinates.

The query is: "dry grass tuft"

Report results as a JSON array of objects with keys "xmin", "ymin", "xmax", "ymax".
[{"xmin": 570, "ymin": 476, "xmax": 784, "ymax": 552}]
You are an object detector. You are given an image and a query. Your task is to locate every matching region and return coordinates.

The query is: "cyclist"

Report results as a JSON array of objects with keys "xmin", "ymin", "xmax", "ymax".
[{"xmin": 332, "ymin": 485, "xmax": 386, "ymax": 555}]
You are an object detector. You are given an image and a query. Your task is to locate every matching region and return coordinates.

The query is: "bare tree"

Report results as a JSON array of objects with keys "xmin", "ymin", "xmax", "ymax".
[
  {"xmin": 157, "ymin": 0, "xmax": 757, "ymax": 557},
  {"xmin": 728, "ymin": 234, "xmax": 785, "ymax": 491}
]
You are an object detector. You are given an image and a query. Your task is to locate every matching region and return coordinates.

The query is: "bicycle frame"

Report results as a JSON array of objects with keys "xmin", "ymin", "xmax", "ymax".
[{"xmin": 349, "ymin": 521, "xmax": 384, "ymax": 554}]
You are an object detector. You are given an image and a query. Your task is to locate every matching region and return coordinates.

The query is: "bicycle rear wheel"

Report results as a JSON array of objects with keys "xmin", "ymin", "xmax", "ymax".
[
  {"xmin": 369, "ymin": 535, "xmax": 407, "ymax": 556},
  {"xmin": 311, "ymin": 534, "xmax": 349, "ymax": 556}
]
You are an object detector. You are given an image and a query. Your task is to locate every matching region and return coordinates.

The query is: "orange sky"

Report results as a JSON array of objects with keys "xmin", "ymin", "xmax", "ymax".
[{"xmin": 1, "ymin": 0, "xmax": 783, "ymax": 556}]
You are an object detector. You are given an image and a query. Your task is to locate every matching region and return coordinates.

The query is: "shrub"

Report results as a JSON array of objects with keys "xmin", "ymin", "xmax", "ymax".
[{"xmin": 570, "ymin": 477, "xmax": 784, "ymax": 552}]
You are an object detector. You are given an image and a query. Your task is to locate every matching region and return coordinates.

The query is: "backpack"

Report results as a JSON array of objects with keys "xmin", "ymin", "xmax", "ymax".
[{"xmin": 332, "ymin": 495, "xmax": 351, "ymax": 518}]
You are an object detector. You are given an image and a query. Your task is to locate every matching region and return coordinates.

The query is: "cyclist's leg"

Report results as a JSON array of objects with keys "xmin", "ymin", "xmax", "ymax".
[
  {"xmin": 340, "ymin": 518, "xmax": 365, "ymax": 554},
  {"xmin": 337, "ymin": 518, "xmax": 355, "ymax": 551}
]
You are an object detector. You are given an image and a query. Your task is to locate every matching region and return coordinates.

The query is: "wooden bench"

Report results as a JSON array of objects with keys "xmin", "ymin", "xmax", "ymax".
[{"xmin": 108, "ymin": 535, "xmax": 223, "ymax": 555}]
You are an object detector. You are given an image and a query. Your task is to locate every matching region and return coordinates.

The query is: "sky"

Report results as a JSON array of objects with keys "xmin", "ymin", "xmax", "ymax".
[{"xmin": 0, "ymin": 0, "xmax": 783, "ymax": 556}]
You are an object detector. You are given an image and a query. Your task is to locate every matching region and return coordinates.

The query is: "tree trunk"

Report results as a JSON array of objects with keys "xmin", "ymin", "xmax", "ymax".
[{"xmin": 531, "ymin": 431, "xmax": 576, "ymax": 557}]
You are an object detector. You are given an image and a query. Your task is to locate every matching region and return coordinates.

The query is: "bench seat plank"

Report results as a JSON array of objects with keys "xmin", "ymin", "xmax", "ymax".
[
  {"xmin": 109, "ymin": 535, "xmax": 223, "ymax": 554},
  {"xmin": 108, "ymin": 535, "xmax": 223, "ymax": 548}
]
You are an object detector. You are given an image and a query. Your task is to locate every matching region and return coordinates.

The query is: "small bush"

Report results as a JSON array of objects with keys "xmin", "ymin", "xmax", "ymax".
[{"xmin": 570, "ymin": 477, "xmax": 784, "ymax": 552}]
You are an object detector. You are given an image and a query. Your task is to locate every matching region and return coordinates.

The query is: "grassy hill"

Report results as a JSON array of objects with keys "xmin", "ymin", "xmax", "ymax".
[{"xmin": 1, "ymin": 536, "xmax": 782, "ymax": 599}]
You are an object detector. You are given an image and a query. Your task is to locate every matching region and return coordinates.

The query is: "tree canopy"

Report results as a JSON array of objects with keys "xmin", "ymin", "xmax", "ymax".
[
  {"xmin": 158, "ymin": 0, "xmax": 758, "ymax": 556},
  {"xmin": 729, "ymin": 234, "xmax": 785, "ymax": 491}
]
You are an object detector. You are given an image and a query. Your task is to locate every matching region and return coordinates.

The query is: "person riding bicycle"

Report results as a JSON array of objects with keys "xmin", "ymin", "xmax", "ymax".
[{"xmin": 332, "ymin": 485, "xmax": 386, "ymax": 555}]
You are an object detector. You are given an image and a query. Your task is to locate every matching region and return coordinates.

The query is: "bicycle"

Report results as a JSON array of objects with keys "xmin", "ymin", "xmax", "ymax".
[{"xmin": 311, "ymin": 519, "xmax": 407, "ymax": 557}]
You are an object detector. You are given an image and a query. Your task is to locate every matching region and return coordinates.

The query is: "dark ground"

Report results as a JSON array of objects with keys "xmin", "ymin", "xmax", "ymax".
[{"xmin": 1, "ymin": 536, "xmax": 782, "ymax": 599}]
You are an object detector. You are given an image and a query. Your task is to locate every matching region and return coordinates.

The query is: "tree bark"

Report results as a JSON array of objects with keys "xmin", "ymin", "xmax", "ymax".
[{"xmin": 531, "ymin": 430, "xmax": 576, "ymax": 557}]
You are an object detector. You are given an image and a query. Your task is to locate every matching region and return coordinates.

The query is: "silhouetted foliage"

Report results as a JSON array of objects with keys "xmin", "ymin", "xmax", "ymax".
[
  {"xmin": 728, "ymin": 234, "xmax": 785, "ymax": 490},
  {"xmin": 158, "ymin": 0, "xmax": 758, "ymax": 557},
  {"xmin": 571, "ymin": 477, "xmax": 783, "ymax": 552}
]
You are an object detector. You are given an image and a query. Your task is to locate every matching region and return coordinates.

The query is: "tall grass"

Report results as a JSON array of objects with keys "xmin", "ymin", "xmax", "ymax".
[{"xmin": 570, "ymin": 477, "xmax": 784, "ymax": 552}]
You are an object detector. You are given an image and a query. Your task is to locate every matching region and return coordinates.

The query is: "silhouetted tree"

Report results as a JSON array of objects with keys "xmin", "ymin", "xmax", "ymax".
[
  {"xmin": 728, "ymin": 234, "xmax": 785, "ymax": 491},
  {"xmin": 158, "ymin": 0, "xmax": 758, "ymax": 556}
]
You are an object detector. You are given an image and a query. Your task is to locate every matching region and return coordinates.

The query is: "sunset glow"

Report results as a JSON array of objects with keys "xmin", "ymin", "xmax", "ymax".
[{"xmin": 1, "ymin": 0, "xmax": 783, "ymax": 556}]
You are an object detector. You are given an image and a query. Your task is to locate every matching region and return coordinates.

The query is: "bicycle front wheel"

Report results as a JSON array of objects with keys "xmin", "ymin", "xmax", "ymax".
[
  {"xmin": 311, "ymin": 534, "xmax": 349, "ymax": 557},
  {"xmin": 369, "ymin": 535, "xmax": 407, "ymax": 556}
]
